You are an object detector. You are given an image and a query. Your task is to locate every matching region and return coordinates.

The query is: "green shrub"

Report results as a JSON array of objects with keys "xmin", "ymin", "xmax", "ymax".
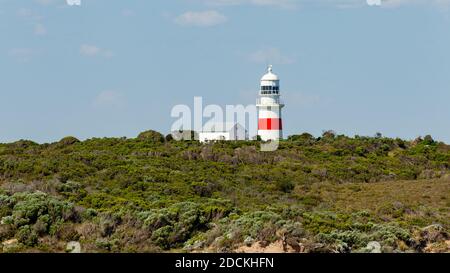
[
  {"xmin": 288, "ymin": 133, "xmax": 315, "ymax": 143},
  {"xmin": 191, "ymin": 181, "xmax": 219, "ymax": 197},
  {"xmin": 0, "ymin": 194, "xmax": 15, "ymax": 218},
  {"xmin": 138, "ymin": 202, "xmax": 216, "ymax": 249},
  {"xmin": 0, "ymin": 191, "xmax": 79, "ymax": 247},
  {"xmin": 10, "ymin": 192, "xmax": 76, "ymax": 227},
  {"xmin": 165, "ymin": 134, "xmax": 174, "ymax": 142},
  {"xmin": 276, "ymin": 180, "xmax": 295, "ymax": 193},
  {"xmin": 137, "ymin": 130, "xmax": 164, "ymax": 142},
  {"xmin": 17, "ymin": 225, "xmax": 38, "ymax": 246},
  {"xmin": 318, "ymin": 230, "xmax": 370, "ymax": 248},
  {"xmin": 58, "ymin": 136, "xmax": 80, "ymax": 146}
]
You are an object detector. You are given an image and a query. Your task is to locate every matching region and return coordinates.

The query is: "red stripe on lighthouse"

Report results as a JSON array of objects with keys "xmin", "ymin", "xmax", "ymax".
[{"xmin": 258, "ymin": 118, "xmax": 282, "ymax": 130}]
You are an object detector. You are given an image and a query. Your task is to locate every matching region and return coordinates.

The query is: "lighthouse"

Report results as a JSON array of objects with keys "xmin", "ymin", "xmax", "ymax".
[{"xmin": 256, "ymin": 65, "xmax": 285, "ymax": 141}]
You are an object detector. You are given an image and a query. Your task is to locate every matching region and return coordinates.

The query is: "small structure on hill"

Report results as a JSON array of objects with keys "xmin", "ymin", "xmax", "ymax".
[{"xmin": 199, "ymin": 122, "xmax": 248, "ymax": 142}]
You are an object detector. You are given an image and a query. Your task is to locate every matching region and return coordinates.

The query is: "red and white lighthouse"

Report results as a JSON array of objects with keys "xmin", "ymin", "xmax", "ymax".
[{"xmin": 257, "ymin": 65, "xmax": 285, "ymax": 141}]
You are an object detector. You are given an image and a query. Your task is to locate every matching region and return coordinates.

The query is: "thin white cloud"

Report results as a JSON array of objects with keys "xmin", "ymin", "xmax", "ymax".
[
  {"xmin": 201, "ymin": 0, "xmax": 297, "ymax": 9},
  {"xmin": 25, "ymin": 0, "xmax": 450, "ymax": 10},
  {"xmin": 248, "ymin": 48, "xmax": 295, "ymax": 65},
  {"xmin": 17, "ymin": 8, "xmax": 44, "ymax": 20},
  {"xmin": 92, "ymin": 91, "xmax": 124, "ymax": 109},
  {"xmin": 17, "ymin": 8, "xmax": 48, "ymax": 36},
  {"xmin": 196, "ymin": 0, "xmax": 450, "ymax": 10},
  {"xmin": 8, "ymin": 48, "xmax": 36, "ymax": 63},
  {"xmin": 385, "ymin": 0, "xmax": 443, "ymax": 8},
  {"xmin": 80, "ymin": 44, "xmax": 114, "ymax": 58},
  {"xmin": 80, "ymin": 44, "xmax": 100, "ymax": 56},
  {"xmin": 174, "ymin": 10, "xmax": 227, "ymax": 27},
  {"xmin": 34, "ymin": 0, "xmax": 56, "ymax": 5},
  {"xmin": 121, "ymin": 9, "xmax": 135, "ymax": 17}
]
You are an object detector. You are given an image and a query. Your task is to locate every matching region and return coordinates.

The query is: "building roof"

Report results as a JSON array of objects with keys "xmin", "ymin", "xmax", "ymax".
[
  {"xmin": 201, "ymin": 122, "xmax": 246, "ymax": 133},
  {"xmin": 261, "ymin": 65, "xmax": 279, "ymax": 81}
]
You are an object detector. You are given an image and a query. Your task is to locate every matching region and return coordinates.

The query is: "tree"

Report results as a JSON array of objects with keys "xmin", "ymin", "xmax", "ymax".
[
  {"xmin": 288, "ymin": 133, "xmax": 315, "ymax": 142},
  {"xmin": 58, "ymin": 136, "xmax": 80, "ymax": 146},
  {"xmin": 423, "ymin": 135, "xmax": 435, "ymax": 145},
  {"xmin": 165, "ymin": 134, "xmax": 174, "ymax": 142},
  {"xmin": 137, "ymin": 130, "xmax": 165, "ymax": 142},
  {"xmin": 322, "ymin": 130, "xmax": 336, "ymax": 139}
]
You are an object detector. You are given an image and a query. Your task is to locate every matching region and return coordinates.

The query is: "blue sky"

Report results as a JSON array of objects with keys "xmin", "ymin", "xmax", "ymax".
[{"xmin": 1, "ymin": 0, "xmax": 450, "ymax": 143}]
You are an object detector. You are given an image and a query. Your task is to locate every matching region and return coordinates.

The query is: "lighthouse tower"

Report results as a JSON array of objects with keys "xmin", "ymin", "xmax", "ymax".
[{"xmin": 257, "ymin": 65, "xmax": 285, "ymax": 141}]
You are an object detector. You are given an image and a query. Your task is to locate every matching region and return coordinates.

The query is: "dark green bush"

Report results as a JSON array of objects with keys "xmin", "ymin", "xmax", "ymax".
[
  {"xmin": 17, "ymin": 225, "xmax": 38, "ymax": 246},
  {"xmin": 58, "ymin": 136, "xmax": 80, "ymax": 146},
  {"xmin": 137, "ymin": 130, "xmax": 164, "ymax": 142},
  {"xmin": 276, "ymin": 179, "xmax": 295, "ymax": 193}
]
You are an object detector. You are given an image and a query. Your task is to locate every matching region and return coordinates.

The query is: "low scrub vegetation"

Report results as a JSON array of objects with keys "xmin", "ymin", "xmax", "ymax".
[{"xmin": 0, "ymin": 131, "xmax": 448, "ymax": 253}]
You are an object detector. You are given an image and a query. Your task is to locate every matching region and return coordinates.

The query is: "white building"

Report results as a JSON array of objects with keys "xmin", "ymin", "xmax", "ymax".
[
  {"xmin": 199, "ymin": 122, "xmax": 248, "ymax": 143},
  {"xmin": 256, "ymin": 65, "xmax": 285, "ymax": 141}
]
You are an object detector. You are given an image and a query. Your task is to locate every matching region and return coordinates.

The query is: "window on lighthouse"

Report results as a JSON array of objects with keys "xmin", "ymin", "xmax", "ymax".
[
  {"xmin": 261, "ymin": 86, "xmax": 279, "ymax": 95},
  {"xmin": 263, "ymin": 87, "xmax": 279, "ymax": 95}
]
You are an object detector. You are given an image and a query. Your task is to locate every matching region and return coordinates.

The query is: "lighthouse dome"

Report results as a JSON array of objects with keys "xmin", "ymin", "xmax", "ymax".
[{"xmin": 261, "ymin": 65, "xmax": 279, "ymax": 81}]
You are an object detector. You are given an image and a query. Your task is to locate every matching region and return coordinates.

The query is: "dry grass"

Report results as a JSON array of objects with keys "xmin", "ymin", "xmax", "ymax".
[{"xmin": 303, "ymin": 178, "xmax": 450, "ymax": 228}]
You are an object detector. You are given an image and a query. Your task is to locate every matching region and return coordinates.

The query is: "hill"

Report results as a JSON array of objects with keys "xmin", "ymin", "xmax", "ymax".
[{"xmin": 0, "ymin": 131, "xmax": 449, "ymax": 253}]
